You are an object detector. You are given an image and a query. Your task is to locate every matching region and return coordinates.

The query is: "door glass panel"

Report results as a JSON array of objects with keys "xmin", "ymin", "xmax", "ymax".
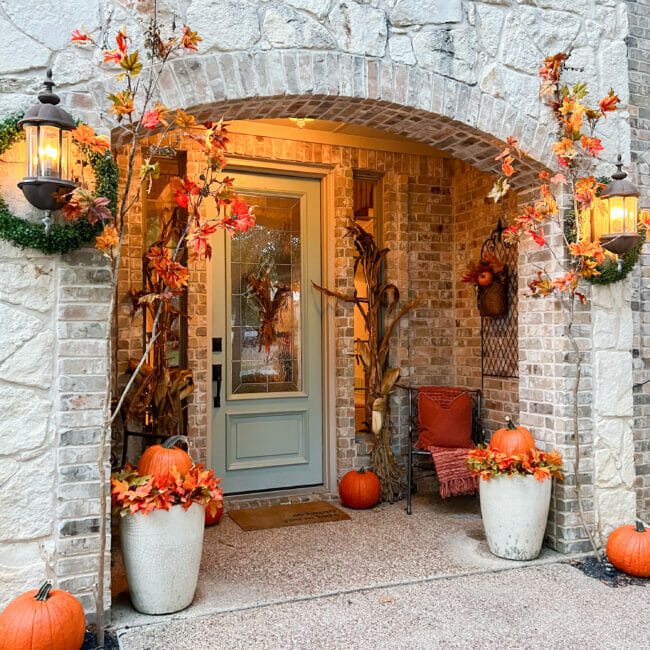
[{"xmin": 230, "ymin": 193, "xmax": 302, "ymax": 395}]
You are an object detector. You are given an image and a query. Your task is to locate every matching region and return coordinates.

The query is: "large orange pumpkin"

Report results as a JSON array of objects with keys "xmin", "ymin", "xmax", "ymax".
[
  {"xmin": 137, "ymin": 435, "xmax": 193, "ymax": 476},
  {"xmin": 339, "ymin": 468, "xmax": 381, "ymax": 509},
  {"xmin": 607, "ymin": 521, "xmax": 650, "ymax": 578},
  {"xmin": 0, "ymin": 581, "xmax": 85, "ymax": 650},
  {"xmin": 490, "ymin": 417, "xmax": 536, "ymax": 457},
  {"xmin": 205, "ymin": 501, "xmax": 224, "ymax": 527}
]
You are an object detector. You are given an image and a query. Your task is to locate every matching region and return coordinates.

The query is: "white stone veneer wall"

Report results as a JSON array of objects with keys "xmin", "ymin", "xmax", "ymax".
[
  {"xmin": 0, "ymin": 0, "xmax": 640, "ymax": 615},
  {"xmin": 592, "ymin": 281, "xmax": 637, "ymax": 541}
]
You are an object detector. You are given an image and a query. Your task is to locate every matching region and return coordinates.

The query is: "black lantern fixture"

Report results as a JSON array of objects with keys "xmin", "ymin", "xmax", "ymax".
[
  {"xmin": 591, "ymin": 154, "xmax": 640, "ymax": 256},
  {"xmin": 17, "ymin": 69, "xmax": 77, "ymax": 234}
]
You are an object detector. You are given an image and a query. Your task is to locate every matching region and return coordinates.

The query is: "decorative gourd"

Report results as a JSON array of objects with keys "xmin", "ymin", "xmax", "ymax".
[
  {"xmin": 137, "ymin": 435, "xmax": 192, "ymax": 476},
  {"xmin": 606, "ymin": 521, "xmax": 650, "ymax": 578},
  {"xmin": 477, "ymin": 270, "xmax": 493, "ymax": 287},
  {"xmin": 205, "ymin": 501, "xmax": 224, "ymax": 527},
  {"xmin": 0, "ymin": 581, "xmax": 85, "ymax": 650},
  {"xmin": 339, "ymin": 468, "xmax": 381, "ymax": 509},
  {"xmin": 490, "ymin": 417, "xmax": 536, "ymax": 457}
]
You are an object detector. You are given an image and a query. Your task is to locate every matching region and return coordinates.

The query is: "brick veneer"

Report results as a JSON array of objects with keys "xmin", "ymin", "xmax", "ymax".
[
  {"xmin": 114, "ymin": 129, "xmax": 520, "ymax": 485},
  {"xmin": 627, "ymin": 0, "xmax": 650, "ymax": 523}
]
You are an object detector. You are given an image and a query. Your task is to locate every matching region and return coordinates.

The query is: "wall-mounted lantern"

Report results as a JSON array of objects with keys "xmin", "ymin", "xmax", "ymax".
[
  {"xmin": 17, "ymin": 69, "xmax": 76, "ymax": 234},
  {"xmin": 591, "ymin": 154, "xmax": 640, "ymax": 256}
]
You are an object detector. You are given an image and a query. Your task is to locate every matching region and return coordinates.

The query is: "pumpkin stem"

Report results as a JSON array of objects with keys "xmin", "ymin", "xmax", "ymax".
[
  {"xmin": 359, "ymin": 467, "xmax": 366, "ymax": 474},
  {"xmin": 34, "ymin": 581, "xmax": 53, "ymax": 601},
  {"xmin": 505, "ymin": 416, "xmax": 517, "ymax": 431},
  {"xmin": 162, "ymin": 435, "xmax": 188, "ymax": 450},
  {"xmin": 635, "ymin": 521, "xmax": 646, "ymax": 533}
]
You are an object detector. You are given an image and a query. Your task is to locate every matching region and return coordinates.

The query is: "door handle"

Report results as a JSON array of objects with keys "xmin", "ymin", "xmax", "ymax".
[{"xmin": 212, "ymin": 364, "xmax": 222, "ymax": 408}]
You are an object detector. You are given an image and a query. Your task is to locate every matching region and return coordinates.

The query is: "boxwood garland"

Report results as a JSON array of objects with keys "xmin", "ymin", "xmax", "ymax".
[
  {"xmin": 0, "ymin": 113, "xmax": 118, "ymax": 255},
  {"xmin": 563, "ymin": 176, "xmax": 647, "ymax": 285}
]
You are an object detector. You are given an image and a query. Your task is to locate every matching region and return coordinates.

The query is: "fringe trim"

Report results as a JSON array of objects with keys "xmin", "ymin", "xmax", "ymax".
[{"xmin": 439, "ymin": 476, "xmax": 478, "ymax": 499}]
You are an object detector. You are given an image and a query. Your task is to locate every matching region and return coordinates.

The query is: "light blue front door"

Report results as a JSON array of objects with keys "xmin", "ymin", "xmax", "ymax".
[{"xmin": 210, "ymin": 173, "xmax": 323, "ymax": 494}]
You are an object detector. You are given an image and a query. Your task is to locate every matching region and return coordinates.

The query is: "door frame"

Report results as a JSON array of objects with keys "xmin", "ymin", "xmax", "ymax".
[{"xmin": 206, "ymin": 155, "xmax": 337, "ymax": 497}]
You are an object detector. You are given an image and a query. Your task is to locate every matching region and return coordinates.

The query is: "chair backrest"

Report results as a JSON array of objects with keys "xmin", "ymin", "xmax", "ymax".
[{"xmin": 408, "ymin": 386, "xmax": 483, "ymax": 446}]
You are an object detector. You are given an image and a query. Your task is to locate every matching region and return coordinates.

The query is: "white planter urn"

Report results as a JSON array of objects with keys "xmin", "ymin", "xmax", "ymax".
[
  {"xmin": 121, "ymin": 502, "xmax": 205, "ymax": 614},
  {"xmin": 479, "ymin": 474, "xmax": 552, "ymax": 561}
]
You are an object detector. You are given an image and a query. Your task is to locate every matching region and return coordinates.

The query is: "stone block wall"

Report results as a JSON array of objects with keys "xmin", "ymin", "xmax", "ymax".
[
  {"xmin": 0, "ymin": 0, "xmax": 643, "ymax": 616},
  {"xmin": 0, "ymin": 148, "xmax": 111, "ymax": 615}
]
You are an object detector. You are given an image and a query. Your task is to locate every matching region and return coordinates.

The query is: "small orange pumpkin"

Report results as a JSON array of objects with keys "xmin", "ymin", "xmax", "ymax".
[
  {"xmin": 137, "ymin": 435, "xmax": 193, "ymax": 476},
  {"xmin": 0, "ymin": 581, "xmax": 85, "ymax": 650},
  {"xmin": 607, "ymin": 521, "xmax": 650, "ymax": 577},
  {"xmin": 477, "ymin": 270, "xmax": 493, "ymax": 287},
  {"xmin": 205, "ymin": 501, "xmax": 224, "ymax": 527},
  {"xmin": 490, "ymin": 417, "xmax": 536, "ymax": 457},
  {"xmin": 339, "ymin": 468, "xmax": 381, "ymax": 509}
]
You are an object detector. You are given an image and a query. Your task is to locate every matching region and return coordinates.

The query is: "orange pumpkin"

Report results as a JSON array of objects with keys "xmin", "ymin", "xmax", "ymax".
[
  {"xmin": 477, "ymin": 270, "xmax": 493, "ymax": 287},
  {"xmin": 607, "ymin": 521, "xmax": 650, "ymax": 577},
  {"xmin": 205, "ymin": 501, "xmax": 224, "ymax": 527},
  {"xmin": 0, "ymin": 581, "xmax": 85, "ymax": 650},
  {"xmin": 137, "ymin": 435, "xmax": 192, "ymax": 476},
  {"xmin": 490, "ymin": 417, "xmax": 536, "ymax": 457},
  {"xmin": 339, "ymin": 468, "xmax": 381, "ymax": 509}
]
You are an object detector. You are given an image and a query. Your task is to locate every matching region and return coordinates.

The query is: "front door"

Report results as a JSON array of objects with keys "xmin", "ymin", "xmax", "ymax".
[{"xmin": 210, "ymin": 172, "xmax": 323, "ymax": 494}]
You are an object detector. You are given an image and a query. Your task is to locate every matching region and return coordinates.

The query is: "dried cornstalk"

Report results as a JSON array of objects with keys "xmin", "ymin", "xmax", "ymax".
[
  {"xmin": 246, "ymin": 269, "xmax": 291, "ymax": 353},
  {"xmin": 314, "ymin": 221, "xmax": 420, "ymax": 501}
]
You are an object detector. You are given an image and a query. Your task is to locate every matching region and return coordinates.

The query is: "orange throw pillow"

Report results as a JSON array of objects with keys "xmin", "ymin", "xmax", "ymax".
[{"xmin": 416, "ymin": 392, "xmax": 473, "ymax": 449}]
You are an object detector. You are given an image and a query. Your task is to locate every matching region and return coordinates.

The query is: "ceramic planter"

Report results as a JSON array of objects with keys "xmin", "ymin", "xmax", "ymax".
[
  {"xmin": 479, "ymin": 474, "xmax": 552, "ymax": 560},
  {"xmin": 120, "ymin": 502, "xmax": 205, "ymax": 614}
]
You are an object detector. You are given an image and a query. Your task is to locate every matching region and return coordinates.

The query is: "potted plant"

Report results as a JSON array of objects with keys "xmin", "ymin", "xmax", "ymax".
[
  {"xmin": 466, "ymin": 422, "xmax": 564, "ymax": 560},
  {"xmin": 111, "ymin": 463, "xmax": 222, "ymax": 615},
  {"xmin": 461, "ymin": 251, "xmax": 508, "ymax": 317}
]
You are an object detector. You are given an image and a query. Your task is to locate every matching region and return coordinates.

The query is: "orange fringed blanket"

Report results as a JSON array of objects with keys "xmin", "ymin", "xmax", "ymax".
[{"xmin": 424, "ymin": 445, "xmax": 478, "ymax": 498}]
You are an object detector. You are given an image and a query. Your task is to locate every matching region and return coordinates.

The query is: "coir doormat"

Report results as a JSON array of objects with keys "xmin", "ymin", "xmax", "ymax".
[{"xmin": 228, "ymin": 501, "xmax": 350, "ymax": 531}]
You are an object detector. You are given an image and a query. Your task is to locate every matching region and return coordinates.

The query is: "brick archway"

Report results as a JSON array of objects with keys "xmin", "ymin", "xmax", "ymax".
[{"xmin": 112, "ymin": 51, "xmax": 551, "ymax": 186}]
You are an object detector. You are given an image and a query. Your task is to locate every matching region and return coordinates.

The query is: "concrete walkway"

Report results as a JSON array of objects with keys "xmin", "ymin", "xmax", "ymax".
[
  {"xmin": 117, "ymin": 563, "xmax": 649, "ymax": 649},
  {"xmin": 112, "ymin": 495, "xmax": 648, "ymax": 648}
]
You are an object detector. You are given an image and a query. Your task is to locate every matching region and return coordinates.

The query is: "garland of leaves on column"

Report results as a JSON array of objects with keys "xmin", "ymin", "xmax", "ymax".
[{"xmin": 0, "ymin": 113, "xmax": 118, "ymax": 254}]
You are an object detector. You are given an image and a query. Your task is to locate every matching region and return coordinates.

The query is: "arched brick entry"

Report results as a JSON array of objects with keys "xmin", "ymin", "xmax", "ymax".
[
  {"xmin": 113, "ymin": 65, "xmax": 574, "ymax": 547},
  {"xmin": 111, "ymin": 51, "xmax": 550, "ymax": 185}
]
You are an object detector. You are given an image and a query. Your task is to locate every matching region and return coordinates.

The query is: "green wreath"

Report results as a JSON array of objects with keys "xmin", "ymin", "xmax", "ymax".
[
  {"xmin": 0, "ymin": 113, "xmax": 118, "ymax": 255},
  {"xmin": 564, "ymin": 176, "xmax": 646, "ymax": 285}
]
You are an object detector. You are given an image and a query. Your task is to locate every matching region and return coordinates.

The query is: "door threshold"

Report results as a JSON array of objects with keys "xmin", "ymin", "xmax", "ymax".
[{"xmin": 223, "ymin": 485, "xmax": 339, "ymax": 510}]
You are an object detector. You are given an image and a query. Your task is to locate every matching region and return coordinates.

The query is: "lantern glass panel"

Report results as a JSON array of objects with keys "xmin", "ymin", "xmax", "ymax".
[
  {"xmin": 608, "ymin": 196, "xmax": 625, "ymax": 233},
  {"xmin": 38, "ymin": 125, "xmax": 61, "ymax": 178},
  {"xmin": 25, "ymin": 125, "xmax": 39, "ymax": 177},
  {"xmin": 591, "ymin": 197, "xmax": 609, "ymax": 242},
  {"xmin": 624, "ymin": 196, "xmax": 638, "ymax": 233},
  {"xmin": 60, "ymin": 130, "xmax": 72, "ymax": 181}
]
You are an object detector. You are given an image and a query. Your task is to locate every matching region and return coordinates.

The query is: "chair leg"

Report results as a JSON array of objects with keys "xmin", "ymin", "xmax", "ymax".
[{"xmin": 407, "ymin": 441, "xmax": 413, "ymax": 515}]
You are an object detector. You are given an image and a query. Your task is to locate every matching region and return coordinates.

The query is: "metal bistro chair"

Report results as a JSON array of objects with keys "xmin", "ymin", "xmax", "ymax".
[{"xmin": 404, "ymin": 386, "xmax": 484, "ymax": 515}]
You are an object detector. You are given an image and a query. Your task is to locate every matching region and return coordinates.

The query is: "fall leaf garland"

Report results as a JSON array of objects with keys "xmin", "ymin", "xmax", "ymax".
[{"xmin": 0, "ymin": 113, "xmax": 118, "ymax": 255}]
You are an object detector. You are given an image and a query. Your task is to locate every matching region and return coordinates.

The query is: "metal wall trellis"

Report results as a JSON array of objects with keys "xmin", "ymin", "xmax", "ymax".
[{"xmin": 481, "ymin": 219, "xmax": 519, "ymax": 380}]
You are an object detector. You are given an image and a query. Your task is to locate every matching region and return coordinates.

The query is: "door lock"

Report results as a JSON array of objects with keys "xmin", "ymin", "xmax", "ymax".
[{"xmin": 212, "ymin": 364, "xmax": 222, "ymax": 408}]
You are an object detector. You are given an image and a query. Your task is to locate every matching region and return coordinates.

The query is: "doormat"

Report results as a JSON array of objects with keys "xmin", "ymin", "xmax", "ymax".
[{"xmin": 228, "ymin": 501, "xmax": 350, "ymax": 531}]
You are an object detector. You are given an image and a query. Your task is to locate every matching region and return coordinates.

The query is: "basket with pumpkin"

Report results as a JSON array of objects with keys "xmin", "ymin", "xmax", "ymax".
[
  {"xmin": 465, "ymin": 417, "xmax": 564, "ymax": 561},
  {"xmin": 462, "ymin": 251, "xmax": 508, "ymax": 317}
]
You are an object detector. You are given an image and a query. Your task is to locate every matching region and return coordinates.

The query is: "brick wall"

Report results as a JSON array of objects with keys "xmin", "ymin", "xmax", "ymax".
[
  {"xmin": 452, "ymin": 160, "xmax": 520, "ymax": 436},
  {"xmin": 627, "ymin": 0, "xmax": 650, "ymax": 522},
  {"xmin": 115, "ymin": 129, "xmax": 518, "ymax": 483}
]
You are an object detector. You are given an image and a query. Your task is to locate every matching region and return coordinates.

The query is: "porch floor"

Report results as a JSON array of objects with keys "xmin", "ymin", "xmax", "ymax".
[{"xmin": 111, "ymin": 493, "xmax": 568, "ymax": 633}]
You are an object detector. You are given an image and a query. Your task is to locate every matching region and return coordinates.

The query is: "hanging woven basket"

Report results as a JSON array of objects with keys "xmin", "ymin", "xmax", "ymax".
[{"xmin": 478, "ymin": 277, "xmax": 508, "ymax": 317}]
